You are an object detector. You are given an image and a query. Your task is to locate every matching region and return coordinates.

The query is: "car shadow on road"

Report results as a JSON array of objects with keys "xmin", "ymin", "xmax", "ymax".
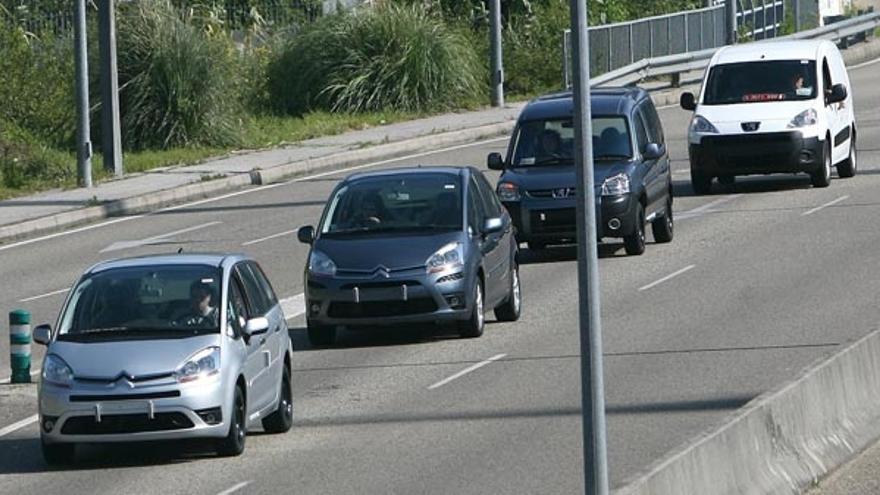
[
  {"xmin": 517, "ymin": 242, "xmax": 642, "ymax": 265},
  {"xmin": 289, "ymin": 322, "xmax": 468, "ymax": 351},
  {"xmin": 0, "ymin": 437, "xmax": 219, "ymax": 474},
  {"xmin": 672, "ymin": 175, "xmax": 817, "ymax": 198}
]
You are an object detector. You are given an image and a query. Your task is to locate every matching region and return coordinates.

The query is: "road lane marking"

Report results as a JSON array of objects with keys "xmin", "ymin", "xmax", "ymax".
[
  {"xmin": 851, "ymin": 56, "xmax": 880, "ymax": 70},
  {"xmin": 242, "ymin": 229, "xmax": 298, "ymax": 246},
  {"xmin": 428, "ymin": 354, "xmax": 506, "ymax": 390},
  {"xmin": 281, "ymin": 293, "xmax": 305, "ymax": 321},
  {"xmin": 100, "ymin": 221, "xmax": 222, "ymax": 253},
  {"xmin": 217, "ymin": 481, "xmax": 252, "ymax": 495},
  {"xmin": 19, "ymin": 288, "xmax": 69, "ymax": 303},
  {"xmin": 0, "ymin": 414, "xmax": 38, "ymax": 439},
  {"xmin": 639, "ymin": 265, "xmax": 696, "ymax": 292},
  {"xmin": 677, "ymin": 194, "xmax": 742, "ymax": 220},
  {"xmin": 802, "ymin": 195, "xmax": 849, "ymax": 216},
  {"xmin": 0, "ymin": 369, "xmax": 41, "ymax": 384},
  {"xmin": 0, "ymin": 138, "xmax": 509, "ymax": 252}
]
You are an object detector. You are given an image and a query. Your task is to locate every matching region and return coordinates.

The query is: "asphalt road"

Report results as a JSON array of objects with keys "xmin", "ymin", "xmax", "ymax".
[{"xmin": 1, "ymin": 58, "xmax": 880, "ymax": 494}]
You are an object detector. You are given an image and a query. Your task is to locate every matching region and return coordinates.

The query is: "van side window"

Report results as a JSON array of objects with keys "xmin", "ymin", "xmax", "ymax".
[{"xmin": 633, "ymin": 112, "xmax": 650, "ymax": 154}]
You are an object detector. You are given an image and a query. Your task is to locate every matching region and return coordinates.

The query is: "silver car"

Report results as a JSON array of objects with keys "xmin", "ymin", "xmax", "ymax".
[{"xmin": 33, "ymin": 253, "xmax": 294, "ymax": 464}]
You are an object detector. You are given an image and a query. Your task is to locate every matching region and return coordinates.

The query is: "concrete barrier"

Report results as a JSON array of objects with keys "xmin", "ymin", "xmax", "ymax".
[{"xmin": 615, "ymin": 329, "xmax": 880, "ymax": 495}]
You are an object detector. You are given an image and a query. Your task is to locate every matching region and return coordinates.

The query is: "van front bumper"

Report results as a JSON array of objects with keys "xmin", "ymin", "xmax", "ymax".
[{"xmin": 689, "ymin": 132, "xmax": 824, "ymax": 177}]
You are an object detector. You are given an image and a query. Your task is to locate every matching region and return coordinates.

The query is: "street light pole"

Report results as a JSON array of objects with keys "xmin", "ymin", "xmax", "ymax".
[
  {"xmin": 569, "ymin": 0, "xmax": 609, "ymax": 493},
  {"xmin": 99, "ymin": 0, "xmax": 123, "ymax": 177},
  {"xmin": 489, "ymin": 0, "xmax": 504, "ymax": 107},
  {"xmin": 74, "ymin": 0, "xmax": 92, "ymax": 188}
]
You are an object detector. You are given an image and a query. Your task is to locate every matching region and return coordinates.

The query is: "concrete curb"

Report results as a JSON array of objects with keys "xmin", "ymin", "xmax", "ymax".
[{"xmin": 615, "ymin": 329, "xmax": 880, "ymax": 495}]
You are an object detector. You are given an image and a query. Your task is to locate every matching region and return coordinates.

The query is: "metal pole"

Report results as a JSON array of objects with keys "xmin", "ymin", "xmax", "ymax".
[
  {"xmin": 99, "ymin": 0, "xmax": 123, "ymax": 177},
  {"xmin": 569, "ymin": 0, "xmax": 609, "ymax": 492},
  {"xmin": 74, "ymin": 0, "xmax": 92, "ymax": 188},
  {"xmin": 563, "ymin": 30, "xmax": 572, "ymax": 89},
  {"xmin": 793, "ymin": 0, "xmax": 801, "ymax": 32},
  {"xmin": 489, "ymin": 0, "xmax": 504, "ymax": 107},
  {"xmin": 726, "ymin": 0, "xmax": 738, "ymax": 44}
]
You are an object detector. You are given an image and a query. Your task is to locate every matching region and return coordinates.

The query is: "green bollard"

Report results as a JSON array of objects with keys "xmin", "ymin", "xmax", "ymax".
[{"xmin": 10, "ymin": 310, "xmax": 31, "ymax": 384}]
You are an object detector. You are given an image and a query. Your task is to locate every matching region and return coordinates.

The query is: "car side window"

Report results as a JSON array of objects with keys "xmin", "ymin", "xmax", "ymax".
[
  {"xmin": 467, "ymin": 176, "xmax": 485, "ymax": 234},
  {"xmin": 633, "ymin": 112, "xmax": 650, "ymax": 155},
  {"xmin": 475, "ymin": 173, "xmax": 502, "ymax": 218},
  {"xmin": 640, "ymin": 102, "xmax": 664, "ymax": 145},
  {"xmin": 235, "ymin": 264, "xmax": 270, "ymax": 316},
  {"xmin": 822, "ymin": 59, "xmax": 833, "ymax": 94},
  {"xmin": 227, "ymin": 276, "xmax": 249, "ymax": 338},
  {"xmin": 247, "ymin": 262, "xmax": 279, "ymax": 309}
]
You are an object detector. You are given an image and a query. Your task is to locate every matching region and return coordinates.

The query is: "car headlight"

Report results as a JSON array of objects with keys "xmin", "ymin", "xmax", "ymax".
[
  {"xmin": 308, "ymin": 250, "xmax": 337, "ymax": 277},
  {"xmin": 426, "ymin": 242, "xmax": 464, "ymax": 274},
  {"xmin": 496, "ymin": 182, "xmax": 521, "ymax": 202},
  {"xmin": 601, "ymin": 173, "xmax": 630, "ymax": 196},
  {"xmin": 175, "ymin": 346, "xmax": 220, "ymax": 384},
  {"xmin": 787, "ymin": 108, "xmax": 817, "ymax": 128},
  {"xmin": 42, "ymin": 354, "xmax": 74, "ymax": 387},
  {"xmin": 690, "ymin": 115, "xmax": 719, "ymax": 134}
]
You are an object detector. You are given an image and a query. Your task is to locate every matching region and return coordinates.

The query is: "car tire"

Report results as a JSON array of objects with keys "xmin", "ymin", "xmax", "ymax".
[
  {"xmin": 217, "ymin": 385, "xmax": 246, "ymax": 457},
  {"xmin": 838, "ymin": 135, "xmax": 857, "ymax": 178},
  {"xmin": 307, "ymin": 320, "xmax": 336, "ymax": 346},
  {"xmin": 717, "ymin": 175, "xmax": 735, "ymax": 187},
  {"xmin": 623, "ymin": 203, "xmax": 646, "ymax": 256},
  {"xmin": 527, "ymin": 241, "xmax": 546, "ymax": 251},
  {"xmin": 494, "ymin": 263, "xmax": 522, "ymax": 322},
  {"xmin": 811, "ymin": 141, "xmax": 832, "ymax": 188},
  {"xmin": 651, "ymin": 195, "xmax": 674, "ymax": 244},
  {"xmin": 41, "ymin": 437, "xmax": 75, "ymax": 466},
  {"xmin": 262, "ymin": 362, "xmax": 293, "ymax": 434},
  {"xmin": 458, "ymin": 279, "xmax": 485, "ymax": 338},
  {"xmin": 691, "ymin": 169, "xmax": 712, "ymax": 195}
]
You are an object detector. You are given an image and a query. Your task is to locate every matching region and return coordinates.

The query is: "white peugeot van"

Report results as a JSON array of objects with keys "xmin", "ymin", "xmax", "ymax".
[{"xmin": 680, "ymin": 40, "xmax": 856, "ymax": 194}]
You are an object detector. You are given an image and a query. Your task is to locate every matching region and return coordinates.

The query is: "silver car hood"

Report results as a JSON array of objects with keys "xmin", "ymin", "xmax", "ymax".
[{"xmin": 50, "ymin": 334, "xmax": 221, "ymax": 380}]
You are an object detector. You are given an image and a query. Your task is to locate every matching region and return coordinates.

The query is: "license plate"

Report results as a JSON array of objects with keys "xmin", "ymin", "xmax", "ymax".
[{"xmin": 98, "ymin": 401, "xmax": 149, "ymax": 415}]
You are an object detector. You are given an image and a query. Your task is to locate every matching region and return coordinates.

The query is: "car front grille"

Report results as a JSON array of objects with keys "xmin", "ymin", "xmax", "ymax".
[
  {"xmin": 327, "ymin": 298, "xmax": 438, "ymax": 318},
  {"xmin": 60, "ymin": 412, "xmax": 194, "ymax": 435},
  {"xmin": 701, "ymin": 132, "xmax": 800, "ymax": 167},
  {"xmin": 530, "ymin": 208, "xmax": 576, "ymax": 233},
  {"xmin": 526, "ymin": 188, "xmax": 577, "ymax": 199}
]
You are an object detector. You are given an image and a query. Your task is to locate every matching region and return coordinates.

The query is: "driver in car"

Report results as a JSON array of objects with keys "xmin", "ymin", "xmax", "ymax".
[{"xmin": 175, "ymin": 280, "xmax": 220, "ymax": 327}]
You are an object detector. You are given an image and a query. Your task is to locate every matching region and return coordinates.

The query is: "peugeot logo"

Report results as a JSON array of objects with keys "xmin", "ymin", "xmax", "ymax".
[
  {"xmin": 552, "ymin": 188, "xmax": 571, "ymax": 199},
  {"xmin": 741, "ymin": 122, "xmax": 761, "ymax": 132}
]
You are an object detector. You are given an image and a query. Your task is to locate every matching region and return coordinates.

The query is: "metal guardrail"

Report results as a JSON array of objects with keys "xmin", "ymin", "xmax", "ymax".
[{"xmin": 585, "ymin": 11, "xmax": 880, "ymax": 88}]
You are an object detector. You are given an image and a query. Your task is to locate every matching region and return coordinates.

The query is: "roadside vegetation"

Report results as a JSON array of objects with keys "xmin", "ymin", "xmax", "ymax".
[{"xmin": 0, "ymin": 0, "xmax": 704, "ymax": 199}]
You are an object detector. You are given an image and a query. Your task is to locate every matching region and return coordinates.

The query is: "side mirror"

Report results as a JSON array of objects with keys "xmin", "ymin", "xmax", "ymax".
[
  {"xmin": 33, "ymin": 324, "xmax": 51, "ymax": 345},
  {"xmin": 482, "ymin": 217, "xmax": 504, "ymax": 235},
  {"xmin": 680, "ymin": 92, "xmax": 696, "ymax": 111},
  {"xmin": 243, "ymin": 317, "xmax": 269, "ymax": 337},
  {"xmin": 827, "ymin": 83, "xmax": 847, "ymax": 104},
  {"xmin": 297, "ymin": 225, "xmax": 315, "ymax": 244},
  {"xmin": 643, "ymin": 143, "xmax": 665, "ymax": 160},
  {"xmin": 487, "ymin": 152, "xmax": 505, "ymax": 170}
]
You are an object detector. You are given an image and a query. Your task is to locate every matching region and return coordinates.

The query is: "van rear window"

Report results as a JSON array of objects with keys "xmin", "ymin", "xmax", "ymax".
[{"xmin": 703, "ymin": 60, "xmax": 817, "ymax": 105}]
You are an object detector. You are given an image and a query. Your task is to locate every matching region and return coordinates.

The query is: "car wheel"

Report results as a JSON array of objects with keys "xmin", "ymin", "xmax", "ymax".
[
  {"xmin": 41, "ymin": 437, "xmax": 75, "ymax": 466},
  {"xmin": 623, "ymin": 203, "xmax": 646, "ymax": 256},
  {"xmin": 307, "ymin": 320, "xmax": 336, "ymax": 347},
  {"xmin": 217, "ymin": 385, "xmax": 246, "ymax": 457},
  {"xmin": 494, "ymin": 262, "xmax": 522, "ymax": 322},
  {"xmin": 717, "ymin": 175, "xmax": 735, "ymax": 187},
  {"xmin": 838, "ymin": 135, "xmax": 857, "ymax": 178},
  {"xmin": 811, "ymin": 141, "xmax": 832, "ymax": 187},
  {"xmin": 691, "ymin": 169, "xmax": 712, "ymax": 195},
  {"xmin": 651, "ymin": 194, "xmax": 674, "ymax": 244},
  {"xmin": 527, "ymin": 241, "xmax": 546, "ymax": 251},
  {"xmin": 262, "ymin": 362, "xmax": 293, "ymax": 434},
  {"xmin": 458, "ymin": 279, "xmax": 485, "ymax": 338}
]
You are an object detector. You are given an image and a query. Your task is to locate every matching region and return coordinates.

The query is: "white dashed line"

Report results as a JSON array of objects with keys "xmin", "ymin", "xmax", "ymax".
[
  {"xmin": 677, "ymin": 194, "xmax": 742, "ymax": 220},
  {"xmin": 217, "ymin": 481, "xmax": 252, "ymax": 495},
  {"xmin": 802, "ymin": 195, "xmax": 848, "ymax": 216},
  {"xmin": 639, "ymin": 265, "xmax": 696, "ymax": 292},
  {"xmin": 428, "ymin": 354, "xmax": 506, "ymax": 390},
  {"xmin": 242, "ymin": 229, "xmax": 298, "ymax": 246},
  {"xmin": 280, "ymin": 293, "xmax": 305, "ymax": 321},
  {"xmin": 19, "ymin": 288, "xmax": 69, "ymax": 303},
  {"xmin": 0, "ymin": 414, "xmax": 38, "ymax": 439}
]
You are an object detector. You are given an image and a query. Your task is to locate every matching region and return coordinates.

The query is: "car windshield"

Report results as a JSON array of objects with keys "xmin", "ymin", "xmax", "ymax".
[
  {"xmin": 511, "ymin": 116, "xmax": 632, "ymax": 167},
  {"xmin": 57, "ymin": 264, "xmax": 223, "ymax": 341},
  {"xmin": 320, "ymin": 173, "xmax": 463, "ymax": 236},
  {"xmin": 703, "ymin": 60, "xmax": 817, "ymax": 105}
]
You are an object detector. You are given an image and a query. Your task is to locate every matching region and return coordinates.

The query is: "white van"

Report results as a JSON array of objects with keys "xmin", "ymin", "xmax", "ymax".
[{"xmin": 680, "ymin": 40, "xmax": 856, "ymax": 194}]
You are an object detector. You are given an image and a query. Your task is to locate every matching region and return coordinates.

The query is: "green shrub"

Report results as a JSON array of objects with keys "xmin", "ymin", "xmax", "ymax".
[
  {"xmin": 268, "ymin": 4, "xmax": 483, "ymax": 114},
  {"xmin": 116, "ymin": 0, "xmax": 241, "ymax": 150},
  {"xmin": 503, "ymin": 0, "xmax": 571, "ymax": 96},
  {"xmin": 0, "ymin": 119, "xmax": 74, "ymax": 189}
]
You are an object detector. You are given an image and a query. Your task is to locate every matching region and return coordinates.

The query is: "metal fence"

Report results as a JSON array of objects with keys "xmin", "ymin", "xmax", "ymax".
[{"xmin": 564, "ymin": 0, "xmax": 790, "ymax": 86}]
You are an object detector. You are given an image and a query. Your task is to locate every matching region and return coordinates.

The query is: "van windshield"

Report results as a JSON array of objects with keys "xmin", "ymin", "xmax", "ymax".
[
  {"xmin": 511, "ymin": 116, "xmax": 631, "ymax": 167},
  {"xmin": 703, "ymin": 60, "xmax": 817, "ymax": 105}
]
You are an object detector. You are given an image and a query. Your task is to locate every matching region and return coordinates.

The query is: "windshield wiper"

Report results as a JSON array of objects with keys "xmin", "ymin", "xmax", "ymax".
[
  {"xmin": 328, "ymin": 225, "xmax": 444, "ymax": 235},
  {"xmin": 533, "ymin": 157, "xmax": 573, "ymax": 166},
  {"xmin": 77, "ymin": 326, "xmax": 132, "ymax": 334},
  {"xmin": 594, "ymin": 154, "xmax": 631, "ymax": 161}
]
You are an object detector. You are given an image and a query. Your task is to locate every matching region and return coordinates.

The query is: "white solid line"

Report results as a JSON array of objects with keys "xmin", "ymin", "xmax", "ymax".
[
  {"xmin": 19, "ymin": 288, "xmax": 69, "ymax": 303},
  {"xmin": 0, "ymin": 138, "xmax": 509, "ymax": 253},
  {"xmin": 0, "ymin": 414, "xmax": 38, "ymax": 439},
  {"xmin": 639, "ymin": 265, "xmax": 696, "ymax": 292},
  {"xmin": 281, "ymin": 293, "xmax": 305, "ymax": 321},
  {"xmin": 677, "ymin": 194, "xmax": 742, "ymax": 220},
  {"xmin": 428, "ymin": 354, "xmax": 506, "ymax": 390},
  {"xmin": 802, "ymin": 195, "xmax": 849, "ymax": 216},
  {"xmin": 851, "ymin": 56, "xmax": 880, "ymax": 70},
  {"xmin": 217, "ymin": 481, "xmax": 252, "ymax": 495},
  {"xmin": 242, "ymin": 229, "xmax": 298, "ymax": 246}
]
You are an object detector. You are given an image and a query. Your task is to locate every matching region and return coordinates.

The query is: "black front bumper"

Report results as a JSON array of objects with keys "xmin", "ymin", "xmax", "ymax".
[
  {"xmin": 689, "ymin": 132, "xmax": 823, "ymax": 177},
  {"xmin": 503, "ymin": 194, "xmax": 639, "ymax": 243}
]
